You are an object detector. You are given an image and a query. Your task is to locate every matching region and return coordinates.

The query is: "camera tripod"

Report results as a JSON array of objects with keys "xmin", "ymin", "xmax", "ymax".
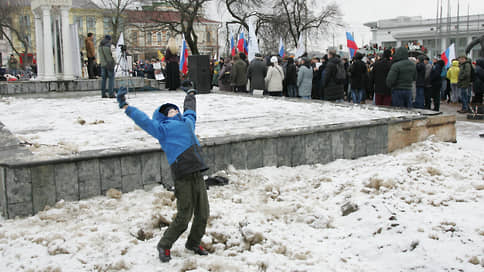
[{"xmin": 115, "ymin": 45, "xmax": 135, "ymax": 96}]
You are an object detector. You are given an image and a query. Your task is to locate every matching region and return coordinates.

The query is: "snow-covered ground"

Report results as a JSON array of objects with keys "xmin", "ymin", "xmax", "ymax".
[
  {"xmin": 0, "ymin": 119, "xmax": 483, "ymax": 271},
  {"xmin": 0, "ymin": 92, "xmax": 414, "ymax": 159}
]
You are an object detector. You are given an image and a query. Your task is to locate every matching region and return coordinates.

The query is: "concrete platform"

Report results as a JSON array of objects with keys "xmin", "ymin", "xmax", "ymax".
[
  {"xmin": 0, "ymin": 93, "xmax": 456, "ymax": 218},
  {"xmin": 0, "ymin": 77, "xmax": 164, "ymax": 94}
]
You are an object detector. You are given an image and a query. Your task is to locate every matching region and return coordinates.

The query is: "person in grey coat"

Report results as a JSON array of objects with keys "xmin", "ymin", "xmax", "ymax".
[
  {"xmin": 297, "ymin": 58, "xmax": 313, "ymax": 99},
  {"xmin": 247, "ymin": 53, "xmax": 267, "ymax": 93}
]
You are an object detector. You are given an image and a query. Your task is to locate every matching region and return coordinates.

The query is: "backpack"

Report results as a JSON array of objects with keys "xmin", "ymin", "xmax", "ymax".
[{"xmin": 335, "ymin": 59, "xmax": 346, "ymax": 83}]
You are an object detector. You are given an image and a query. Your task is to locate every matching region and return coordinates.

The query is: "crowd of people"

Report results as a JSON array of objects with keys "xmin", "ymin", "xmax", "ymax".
[{"xmin": 208, "ymin": 47, "xmax": 484, "ymax": 113}]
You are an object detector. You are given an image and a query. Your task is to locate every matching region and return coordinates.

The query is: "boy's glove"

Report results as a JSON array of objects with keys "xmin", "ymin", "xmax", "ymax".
[
  {"xmin": 185, "ymin": 88, "xmax": 198, "ymax": 95},
  {"xmin": 117, "ymin": 87, "xmax": 128, "ymax": 108}
]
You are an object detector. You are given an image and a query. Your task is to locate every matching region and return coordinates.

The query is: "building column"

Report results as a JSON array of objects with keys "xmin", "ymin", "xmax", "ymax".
[
  {"xmin": 60, "ymin": 7, "xmax": 74, "ymax": 80},
  {"xmin": 40, "ymin": 6, "xmax": 57, "ymax": 81},
  {"xmin": 33, "ymin": 9, "xmax": 44, "ymax": 80},
  {"xmin": 467, "ymin": 36, "xmax": 474, "ymax": 57},
  {"xmin": 441, "ymin": 37, "xmax": 447, "ymax": 53},
  {"xmin": 396, "ymin": 40, "xmax": 402, "ymax": 47}
]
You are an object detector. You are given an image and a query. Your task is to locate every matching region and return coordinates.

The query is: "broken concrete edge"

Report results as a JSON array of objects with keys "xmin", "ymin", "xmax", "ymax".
[{"xmin": 0, "ymin": 113, "xmax": 448, "ymax": 168}]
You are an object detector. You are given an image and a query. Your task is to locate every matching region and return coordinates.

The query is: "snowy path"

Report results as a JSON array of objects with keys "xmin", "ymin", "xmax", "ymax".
[{"xmin": 0, "ymin": 120, "xmax": 482, "ymax": 271}]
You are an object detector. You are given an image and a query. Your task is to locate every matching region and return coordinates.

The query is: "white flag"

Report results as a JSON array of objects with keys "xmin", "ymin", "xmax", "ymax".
[
  {"xmin": 248, "ymin": 18, "xmax": 259, "ymax": 62},
  {"xmin": 115, "ymin": 32, "xmax": 129, "ymax": 77},
  {"xmin": 295, "ymin": 34, "xmax": 304, "ymax": 59}
]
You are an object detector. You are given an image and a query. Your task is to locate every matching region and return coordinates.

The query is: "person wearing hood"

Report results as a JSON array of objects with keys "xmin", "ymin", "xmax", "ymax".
[
  {"xmin": 429, "ymin": 59, "xmax": 445, "ymax": 111},
  {"xmin": 446, "ymin": 60, "xmax": 460, "ymax": 103},
  {"xmin": 370, "ymin": 49, "xmax": 392, "ymax": 106},
  {"xmin": 349, "ymin": 52, "xmax": 368, "ymax": 104},
  {"xmin": 414, "ymin": 55, "xmax": 427, "ymax": 108},
  {"xmin": 386, "ymin": 47, "xmax": 416, "ymax": 108},
  {"xmin": 457, "ymin": 56, "xmax": 473, "ymax": 113},
  {"xmin": 265, "ymin": 56, "xmax": 285, "ymax": 96},
  {"xmin": 98, "ymin": 35, "xmax": 115, "ymax": 98},
  {"xmin": 116, "ymin": 88, "xmax": 209, "ymax": 263},
  {"xmin": 297, "ymin": 57, "xmax": 313, "ymax": 99}
]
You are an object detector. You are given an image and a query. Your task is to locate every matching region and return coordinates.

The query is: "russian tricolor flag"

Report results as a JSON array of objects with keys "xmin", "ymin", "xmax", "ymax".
[
  {"xmin": 441, "ymin": 43, "xmax": 455, "ymax": 69},
  {"xmin": 346, "ymin": 32, "xmax": 358, "ymax": 59},
  {"xmin": 179, "ymin": 35, "xmax": 188, "ymax": 75},
  {"xmin": 238, "ymin": 33, "xmax": 248, "ymax": 55},
  {"xmin": 278, "ymin": 37, "xmax": 285, "ymax": 57},
  {"xmin": 230, "ymin": 34, "xmax": 236, "ymax": 56}
]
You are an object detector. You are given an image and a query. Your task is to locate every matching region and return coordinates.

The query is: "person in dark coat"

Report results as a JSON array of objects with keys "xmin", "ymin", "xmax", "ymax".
[
  {"xmin": 370, "ymin": 49, "xmax": 392, "ymax": 106},
  {"xmin": 349, "ymin": 52, "xmax": 368, "ymax": 104},
  {"xmin": 386, "ymin": 47, "xmax": 416, "ymax": 108},
  {"xmin": 414, "ymin": 55, "xmax": 427, "ymax": 108},
  {"xmin": 285, "ymin": 57, "xmax": 298, "ymax": 97},
  {"xmin": 311, "ymin": 57, "xmax": 322, "ymax": 99},
  {"xmin": 165, "ymin": 38, "xmax": 180, "ymax": 90},
  {"xmin": 117, "ymin": 88, "xmax": 209, "ymax": 263},
  {"xmin": 473, "ymin": 58, "xmax": 484, "ymax": 105},
  {"xmin": 231, "ymin": 54, "xmax": 248, "ymax": 92},
  {"xmin": 429, "ymin": 59, "xmax": 445, "ymax": 111},
  {"xmin": 218, "ymin": 59, "xmax": 232, "ymax": 91},
  {"xmin": 247, "ymin": 53, "xmax": 267, "ymax": 93},
  {"xmin": 322, "ymin": 50, "xmax": 345, "ymax": 102}
]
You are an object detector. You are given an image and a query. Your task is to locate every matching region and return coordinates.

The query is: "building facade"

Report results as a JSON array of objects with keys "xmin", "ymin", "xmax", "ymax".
[
  {"xmin": 124, "ymin": 9, "xmax": 220, "ymax": 62},
  {"xmin": 365, "ymin": 14, "xmax": 484, "ymax": 60},
  {"xmin": 1, "ymin": 0, "xmax": 219, "ymax": 70}
]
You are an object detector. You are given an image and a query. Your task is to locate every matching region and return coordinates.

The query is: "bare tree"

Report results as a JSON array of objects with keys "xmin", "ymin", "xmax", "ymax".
[
  {"xmin": 274, "ymin": 0, "xmax": 341, "ymax": 48},
  {"xmin": 96, "ymin": 0, "xmax": 138, "ymax": 42},
  {"xmin": 146, "ymin": 0, "xmax": 211, "ymax": 55},
  {"xmin": 0, "ymin": 0, "xmax": 33, "ymax": 66}
]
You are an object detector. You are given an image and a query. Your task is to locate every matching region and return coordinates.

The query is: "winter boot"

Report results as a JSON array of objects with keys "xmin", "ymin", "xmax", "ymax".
[
  {"xmin": 157, "ymin": 244, "xmax": 171, "ymax": 263},
  {"xmin": 185, "ymin": 245, "xmax": 208, "ymax": 256}
]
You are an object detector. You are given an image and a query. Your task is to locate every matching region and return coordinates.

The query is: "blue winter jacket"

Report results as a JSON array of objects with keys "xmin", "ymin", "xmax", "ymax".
[{"xmin": 125, "ymin": 94, "xmax": 207, "ymax": 179}]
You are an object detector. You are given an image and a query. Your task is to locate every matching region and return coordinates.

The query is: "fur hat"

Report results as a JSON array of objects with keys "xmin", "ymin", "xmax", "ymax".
[
  {"xmin": 159, "ymin": 103, "xmax": 178, "ymax": 116},
  {"xmin": 270, "ymin": 56, "xmax": 278, "ymax": 63}
]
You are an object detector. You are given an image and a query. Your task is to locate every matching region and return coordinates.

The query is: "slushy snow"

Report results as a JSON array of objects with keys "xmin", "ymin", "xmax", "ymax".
[{"xmin": 0, "ymin": 118, "xmax": 483, "ymax": 271}]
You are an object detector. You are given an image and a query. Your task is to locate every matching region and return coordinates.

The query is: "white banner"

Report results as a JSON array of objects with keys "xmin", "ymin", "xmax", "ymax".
[
  {"xmin": 295, "ymin": 35, "xmax": 304, "ymax": 59},
  {"xmin": 248, "ymin": 17, "xmax": 259, "ymax": 62}
]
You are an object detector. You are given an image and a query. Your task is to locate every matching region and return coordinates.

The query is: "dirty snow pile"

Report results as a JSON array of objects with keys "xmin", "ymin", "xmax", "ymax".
[
  {"xmin": 0, "ymin": 121, "xmax": 483, "ymax": 271},
  {"xmin": 0, "ymin": 92, "xmax": 413, "ymax": 159}
]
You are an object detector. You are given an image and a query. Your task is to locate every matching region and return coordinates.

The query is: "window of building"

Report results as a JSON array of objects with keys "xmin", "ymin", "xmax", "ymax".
[
  {"xmin": 103, "ymin": 17, "xmax": 113, "ymax": 36},
  {"xmin": 131, "ymin": 31, "xmax": 138, "ymax": 45},
  {"xmin": 206, "ymin": 31, "xmax": 211, "ymax": 43},
  {"xmin": 74, "ymin": 16, "xmax": 84, "ymax": 33},
  {"xmin": 87, "ymin": 17, "xmax": 96, "ymax": 33},
  {"xmin": 146, "ymin": 32, "xmax": 152, "ymax": 45},
  {"xmin": 157, "ymin": 32, "xmax": 162, "ymax": 44}
]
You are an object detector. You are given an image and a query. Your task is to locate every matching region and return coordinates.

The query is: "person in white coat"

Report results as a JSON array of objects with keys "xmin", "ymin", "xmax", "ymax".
[{"xmin": 265, "ymin": 56, "xmax": 284, "ymax": 96}]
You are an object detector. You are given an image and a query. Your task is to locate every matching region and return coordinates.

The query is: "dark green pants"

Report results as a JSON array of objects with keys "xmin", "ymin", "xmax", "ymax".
[{"xmin": 158, "ymin": 171, "xmax": 209, "ymax": 249}]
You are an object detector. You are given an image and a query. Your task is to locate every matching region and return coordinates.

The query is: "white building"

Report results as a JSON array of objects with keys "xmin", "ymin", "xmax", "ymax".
[{"xmin": 365, "ymin": 14, "xmax": 484, "ymax": 59}]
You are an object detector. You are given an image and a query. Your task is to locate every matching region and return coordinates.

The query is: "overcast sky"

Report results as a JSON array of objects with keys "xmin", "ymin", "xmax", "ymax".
[{"xmin": 338, "ymin": 0, "xmax": 484, "ymax": 47}]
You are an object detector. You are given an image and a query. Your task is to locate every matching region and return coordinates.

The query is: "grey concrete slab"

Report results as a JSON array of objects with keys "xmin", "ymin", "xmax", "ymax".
[
  {"xmin": 231, "ymin": 142, "xmax": 248, "ymax": 169},
  {"xmin": 246, "ymin": 140, "xmax": 263, "ymax": 169},
  {"xmin": 277, "ymin": 136, "xmax": 293, "ymax": 167},
  {"xmin": 201, "ymin": 146, "xmax": 215, "ymax": 175},
  {"xmin": 262, "ymin": 138, "xmax": 277, "ymax": 167},
  {"xmin": 213, "ymin": 144, "xmax": 231, "ymax": 171},
  {"xmin": 0, "ymin": 167, "xmax": 6, "ymax": 216},
  {"xmin": 6, "ymin": 168, "xmax": 32, "ymax": 203},
  {"xmin": 141, "ymin": 153, "xmax": 161, "ymax": 185},
  {"xmin": 304, "ymin": 133, "xmax": 320, "ymax": 165},
  {"xmin": 291, "ymin": 136, "xmax": 305, "ymax": 167},
  {"xmin": 121, "ymin": 156, "xmax": 143, "ymax": 192},
  {"xmin": 7, "ymin": 202, "xmax": 33, "ymax": 218},
  {"xmin": 342, "ymin": 129, "xmax": 356, "ymax": 159},
  {"xmin": 77, "ymin": 159, "xmax": 101, "ymax": 199},
  {"xmin": 354, "ymin": 127, "xmax": 369, "ymax": 158},
  {"xmin": 318, "ymin": 132, "xmax": 333, "ymax": 164},
  {"xmin": 331, "ymin": 130, "xmax": 344, "ymax": 160},
  {"xmin": 31, "ymin": 165, "xmax": 56, "ymax": 213},
  {"xmin": 54, "ymin": 163, "xmax": 79, "ymax": 202},
  {"xmin": 100, "ymin": 157, "xmax": 122, "ymax": 192}
]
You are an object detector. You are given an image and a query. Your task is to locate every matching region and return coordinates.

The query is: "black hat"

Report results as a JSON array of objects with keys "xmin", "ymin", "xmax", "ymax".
[
  {"xmin": 159, "ymin": 103, "xmax": 177, "ymax": 116},
  {"xmin": 105, "ymin": 35, "xmax": 112, "ymax": 40}
]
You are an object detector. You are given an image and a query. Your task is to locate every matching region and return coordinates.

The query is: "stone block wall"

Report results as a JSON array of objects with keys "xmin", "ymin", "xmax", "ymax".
[
  {"xmin": 0, "ymin": 78, "xmax": 146, "ymax": 95},
  {"xmin": 0, "ymin": 113, "xmax": 456, "ymax": 219}
]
